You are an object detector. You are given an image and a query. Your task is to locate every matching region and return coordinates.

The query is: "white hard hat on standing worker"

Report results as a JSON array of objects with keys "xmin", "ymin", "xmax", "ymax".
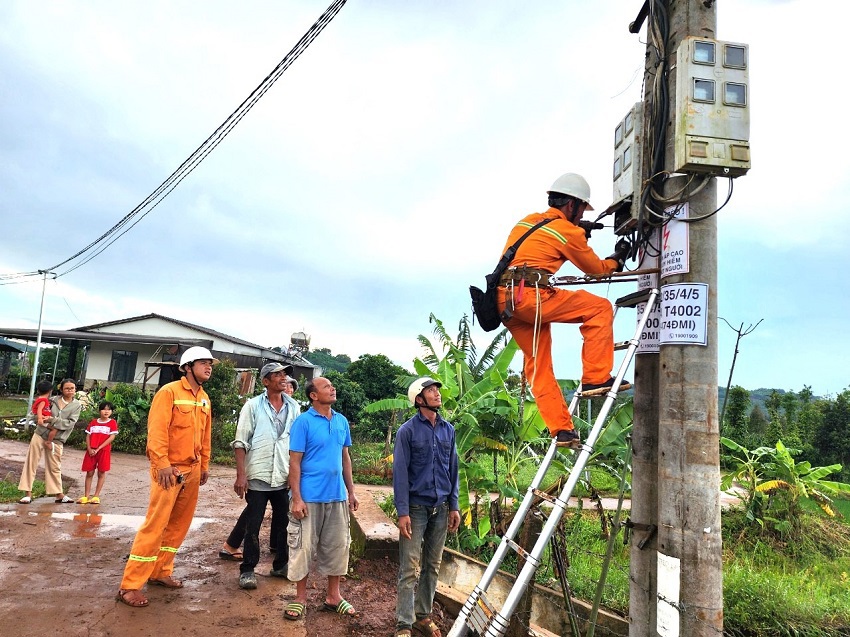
[{"xmin": 179, "ymin": 346, "xmax": 219, "ymax": 369}]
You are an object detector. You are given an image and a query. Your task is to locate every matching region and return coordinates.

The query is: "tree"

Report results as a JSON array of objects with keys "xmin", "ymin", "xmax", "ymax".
[
  {"xmin": 323, "ymin": 370, "xmax": 367, "ymax": 430},
  {"xmin": 747, "ymin": 404, "xmax": 768, "ymax": 446},
  {"xmin": 305, "ymin": 348, "xmax": 351, "ymax": 373},
  {"xmin": 345, "ymin": 354, "xmax": 409, "ymax": 402},
  {"xmin": 723, "ymin": 385, "xmax": 750, "ymax": 442},
  {"xmin": 815, "ymin": 390, "xmax": 850, "ymax": 481},
  {"xmin": 764, "ymin": 390, "xmax": 784, "ymax": 446}
]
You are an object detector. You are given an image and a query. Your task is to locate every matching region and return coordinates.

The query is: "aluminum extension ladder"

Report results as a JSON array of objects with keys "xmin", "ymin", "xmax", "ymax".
[{"xmin": 447, "ymin": 287, "xmax": 659, "ymax": 637}]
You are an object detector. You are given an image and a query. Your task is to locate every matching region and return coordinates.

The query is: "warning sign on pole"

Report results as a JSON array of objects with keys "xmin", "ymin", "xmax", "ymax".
[
  {"xmin": 637, "ymin": 236, "xmax": 660, "ymax": 354},
  {"xmin": 659, "ymin": 282, "xmax": 708, "ymax": 346},
  {"xmin": 660, "ymin": 203, "xmax": 689, "ymax": 279}
]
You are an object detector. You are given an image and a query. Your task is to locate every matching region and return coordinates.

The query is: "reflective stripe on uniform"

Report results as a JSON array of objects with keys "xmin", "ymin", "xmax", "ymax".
[
  {"xmin": 160, "ymin": 546, "xmax": 179, "ymax": 553},
  {"xmin": 128, "ymin": 554, "xmax": 158, "ymax": 563},
  {"xmin": 173, "ymin": 400, "xmax": 203, "ymax": 407},
  {"xmin": 517, "ymin": 221, "xmax": 567, "ymax": 244}
]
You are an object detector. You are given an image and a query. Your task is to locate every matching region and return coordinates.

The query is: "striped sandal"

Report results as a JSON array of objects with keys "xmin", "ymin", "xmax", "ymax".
[
  {"xmin": 322, "ymin": 599, "xmax": 356, "ymax": 615},
  {"xmin": 284, "ymin": 602, "xmax": 306, "ymax": 620}
]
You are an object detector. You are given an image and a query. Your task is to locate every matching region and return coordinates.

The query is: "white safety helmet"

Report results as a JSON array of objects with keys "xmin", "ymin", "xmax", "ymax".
[
  {"xmin": 179, "ymin": 346, "xmax": 219, "ymax": 368},
  {"xmin": 407, "ymin": 377, "xmax": 442, "ymax": 405},
  {"xmin": 547, "ymin": 172, "xmax": 594, "ymax": 210}
]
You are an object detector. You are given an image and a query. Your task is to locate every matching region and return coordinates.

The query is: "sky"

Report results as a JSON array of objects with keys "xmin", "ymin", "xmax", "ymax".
[{"xmin": 1, "ymin": 0, "xmax": 848, "ymax": 398}]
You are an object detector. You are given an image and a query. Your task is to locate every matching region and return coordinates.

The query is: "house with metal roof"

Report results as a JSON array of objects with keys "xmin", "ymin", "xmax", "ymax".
[{"xmin": 0, "ymin": 314, "xmax": 317, "ymax": 391}]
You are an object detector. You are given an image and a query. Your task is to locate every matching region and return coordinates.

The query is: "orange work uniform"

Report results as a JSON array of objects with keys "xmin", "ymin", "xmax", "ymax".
[
  {"xmin": 119, "ymin": 377, "xmax": 212, "ymax": 590},
  {"xmin": 497, "ymin": 209, "xmax": 619, "ymax": 436}
]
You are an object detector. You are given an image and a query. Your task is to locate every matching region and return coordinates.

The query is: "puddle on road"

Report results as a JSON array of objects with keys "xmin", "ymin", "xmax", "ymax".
[{"xmin": 1, "ymin": 509, "xmax": 213, "ymax": 537}]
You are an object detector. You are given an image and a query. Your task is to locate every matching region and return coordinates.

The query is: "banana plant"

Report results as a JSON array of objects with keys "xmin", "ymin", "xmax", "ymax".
[{"xmin": 721, "ymin": 437, "xmax": 850, "ymax": 532}]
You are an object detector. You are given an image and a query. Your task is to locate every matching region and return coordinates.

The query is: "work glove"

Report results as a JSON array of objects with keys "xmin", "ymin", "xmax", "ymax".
[{"xmin": 606, "ymin": 238, "xmax": 631, "ymax": 272}]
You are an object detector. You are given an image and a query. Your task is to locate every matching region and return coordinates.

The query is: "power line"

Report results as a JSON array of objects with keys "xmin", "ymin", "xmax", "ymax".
[{"xmin": 4, "ymin": 0, "xmax": 348, "ymax": 282}]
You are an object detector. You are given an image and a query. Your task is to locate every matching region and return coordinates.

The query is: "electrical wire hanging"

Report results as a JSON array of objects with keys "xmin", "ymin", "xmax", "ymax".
[{"xmin": 3, "ymin": 0, "xmax": 348, "ymax": 283}]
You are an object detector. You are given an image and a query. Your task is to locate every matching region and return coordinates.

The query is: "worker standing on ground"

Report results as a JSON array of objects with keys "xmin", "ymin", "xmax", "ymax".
[
  {"xmin": 393, "ymin": 377, "xmax": 460, "ymax": 637},
  {"xmin": 115, "ymin": 346, "xmax": 216, "ymax": 608},
  {"xmin": 497, "ymin": 172, "xmax": 631, "ymax": 448}
]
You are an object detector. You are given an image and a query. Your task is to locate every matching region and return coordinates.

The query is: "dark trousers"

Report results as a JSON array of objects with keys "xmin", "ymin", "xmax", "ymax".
[
  {"xmin": 226, "ymin": 497, "xmax": 283, "ymax": 552},
  {"xmin": 232, "ymin": 488, "xmax": 289, "ymax": 574}
]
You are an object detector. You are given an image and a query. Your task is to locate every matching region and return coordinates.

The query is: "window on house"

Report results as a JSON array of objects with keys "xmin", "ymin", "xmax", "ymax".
[{"xmin": 109, "ymin": 350, "xmax": 138, "ymax": 383}]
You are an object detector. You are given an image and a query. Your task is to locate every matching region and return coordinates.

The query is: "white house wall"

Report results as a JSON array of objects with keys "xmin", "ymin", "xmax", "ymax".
[
  {"xmin": 86, "ymin": 341, "xmax": 164, "ymax": 387},
  {"xmin": 87, "ymin": 317, "xmax": 269, "ymax": 357}
]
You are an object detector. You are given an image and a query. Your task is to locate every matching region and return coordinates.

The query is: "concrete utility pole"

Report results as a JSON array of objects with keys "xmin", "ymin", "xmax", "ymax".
[
  {"xmin": 628, "ymin": 256, "xmax": 660, "ymax": 635},
  {"xmin": 656, "ymin": 2, "xmax": 722, "ymax": 636}
]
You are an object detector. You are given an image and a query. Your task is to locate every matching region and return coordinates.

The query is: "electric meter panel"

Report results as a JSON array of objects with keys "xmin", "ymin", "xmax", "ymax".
[
  {"xmin": 612, "ymin": 102, "xmax": 644, "ymax": 235},
  {"xmin": 674, "ymin": 37, "xmax": 751, "ymax": 176}
]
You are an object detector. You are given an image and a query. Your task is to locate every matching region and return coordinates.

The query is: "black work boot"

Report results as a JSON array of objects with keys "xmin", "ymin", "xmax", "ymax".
[{"xmin": 555, "ymin": 429, "xmax": 581, "ymax": 449}]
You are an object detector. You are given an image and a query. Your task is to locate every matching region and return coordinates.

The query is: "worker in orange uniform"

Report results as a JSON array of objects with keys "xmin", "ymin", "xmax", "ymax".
[
  {"xmin": 115, "ymin": 346, "xmax": 217, "ymax": 607},
  {"xmin": 497, "ymin": 172, "xmax": 632, "ymax": 448}
]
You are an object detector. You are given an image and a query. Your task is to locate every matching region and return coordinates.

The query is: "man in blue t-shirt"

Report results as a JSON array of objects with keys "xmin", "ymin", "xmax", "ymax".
[{"xmin": 284, "ymin": 376, "xmax": 359, "ymax": 621}]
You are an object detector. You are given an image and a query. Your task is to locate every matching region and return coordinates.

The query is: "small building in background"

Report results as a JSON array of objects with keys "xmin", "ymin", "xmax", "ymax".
[{"xmin": 0, "ymin": 313, "xmax": 318, "ymax": 392}]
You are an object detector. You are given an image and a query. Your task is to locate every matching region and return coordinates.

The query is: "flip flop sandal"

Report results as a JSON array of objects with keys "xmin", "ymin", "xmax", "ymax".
[
  {"xmin": 148, "ymin": 576, "xmax": 184, "ymax": 589},
  {"xmin": 412, "ymin": 618, "xmax": 442, "ymax": 637},
  {"xmin": 54, "ymin": 496, "xmax": 74, "ymax": 503},
  {"xmin": 218, "ymin": 549, "xmax": 244, "ymax": 561},
  {"xmin": 18, "ymin": 496, "xmax": 32, "ymax": 504},
  {"xmin": 116, "ymin": 589, "xmax": 149, "ymax": 607},
  {"xmin": 77, "ymin": 497, "xmax": 90, "ymax": 504},
  {"xmin": 322, "ymin": 599, "xmax": 356, "ymax": 615},
  {"xmin": 284, "ymin": 602, "xmax": 306, "ymax": 620},
  {"xmin": 90, "ymin": 496, "xmax": 101, "ymax": 504}
]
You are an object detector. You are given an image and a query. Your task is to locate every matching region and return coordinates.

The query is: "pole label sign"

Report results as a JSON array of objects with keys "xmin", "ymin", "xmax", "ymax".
[
  {"xmin": 636, "ymin": 237, "xmax": 660, "ymax": 354},
  {"xmin": 661, "ymin": 203, "xmax": 689, "ymax": 279},
  {"xmin": 659, "ymin": 283, "xmax": 708, "ymax": 346}
]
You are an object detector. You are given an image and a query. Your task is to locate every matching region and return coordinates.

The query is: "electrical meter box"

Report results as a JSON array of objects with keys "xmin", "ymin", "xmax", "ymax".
[
  {"xmin": 611, "ymin": 102, "xmax": 644, "ymax": 235},
  {"xmin": 674, "ymin": 37, "xmax": 751, "ymax": 176}
]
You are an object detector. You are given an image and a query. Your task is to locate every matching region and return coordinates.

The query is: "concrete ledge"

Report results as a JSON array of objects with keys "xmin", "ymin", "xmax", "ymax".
[
  {"xmin": 350, "ymin": 486, "xmax": 399, "ymax": 561},
  {"xmin": 437, "ymin": 548, "xmax": 628, "ymax": 637},
  {"xmin": 348, "ymin": 487, "xmax": 629, "ymax": 636}
]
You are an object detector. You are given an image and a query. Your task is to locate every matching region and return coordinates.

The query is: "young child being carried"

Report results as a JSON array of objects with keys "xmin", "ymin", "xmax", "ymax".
[
  {"xmin": 32, "ymin": 379, "xmax": 54, "ymax": 427},
  {"xmin": 32, "ymin": 380, "xmax": 58, "ymax": 450},
  {"xmin": 78, "ymin": 401, "xmax": 118, "ymax": 504}
]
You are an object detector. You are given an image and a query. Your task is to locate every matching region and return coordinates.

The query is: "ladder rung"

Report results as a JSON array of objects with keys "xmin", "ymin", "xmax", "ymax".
[
  {"xmin": 469, "ymin": 593, "xmax": 495, "ymax": 633},
  {"xmin": 505, "ymin": 538, "xmax": 530, "ymax": 560},
  {"xmin": 615, "ymin": 289, "xmax": 652, "ymax": 308},
  {"xmin": 531, "ymin": 487, "xmax": 557, "ymax": 504}
]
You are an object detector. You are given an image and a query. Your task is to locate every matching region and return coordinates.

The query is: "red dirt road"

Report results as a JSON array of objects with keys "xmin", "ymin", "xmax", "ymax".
[{"xmin": 0, "ymin": 438, "xmax": 404, "ymax": 637}]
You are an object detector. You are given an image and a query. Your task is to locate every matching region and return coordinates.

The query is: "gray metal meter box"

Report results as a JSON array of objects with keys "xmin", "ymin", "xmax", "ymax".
[
  {"xmin": 612, "ymin": 102, "xmax": 644, "ymax": 235},
  {"xmin": 674, "ymin": 37, "xmax": 751, "ymax": 176}
]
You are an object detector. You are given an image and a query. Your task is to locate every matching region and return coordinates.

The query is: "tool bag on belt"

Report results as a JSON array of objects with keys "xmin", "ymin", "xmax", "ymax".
[{"xmin": 469, "ymin": 217, "xmax": 554, "ymax": 331}]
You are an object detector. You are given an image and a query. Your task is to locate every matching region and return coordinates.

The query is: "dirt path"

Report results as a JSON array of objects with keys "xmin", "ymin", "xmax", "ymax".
[{"xmin": 0, "ymin": 438, "xmax": 406, "ymax": 637}]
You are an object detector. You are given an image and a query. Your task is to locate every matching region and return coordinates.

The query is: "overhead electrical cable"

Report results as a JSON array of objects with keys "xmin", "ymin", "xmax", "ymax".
[{"xmin": 5, "ymin": 0, "xmax": 348, "ymax": 283}]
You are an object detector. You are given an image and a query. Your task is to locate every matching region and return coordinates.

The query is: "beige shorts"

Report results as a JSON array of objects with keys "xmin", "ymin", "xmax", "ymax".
[{"xmin": 286, "ymin": 500, "xmax": 351, "ymax": 581}]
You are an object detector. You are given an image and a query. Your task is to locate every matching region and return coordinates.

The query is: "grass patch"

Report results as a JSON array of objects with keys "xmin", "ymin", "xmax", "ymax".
[
  {"xmin": 722, "ymin": 509, "xmax": 850, "ymax": 636},
  {"xmin": 0, "ymin": 397, "xmax": 27, "ymax": 418},
  {"xmin": 0, "ymin": 476, "xmax": 46, "ymax": 503}
]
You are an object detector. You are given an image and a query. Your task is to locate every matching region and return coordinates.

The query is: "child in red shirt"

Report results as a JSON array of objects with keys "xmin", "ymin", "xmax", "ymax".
[
  {"xmin": 31, "ymin": 380, "xmax": 53, "ymax": 426},
  {"xmin": 78, "ymin": 401, "xmax": 119, "ymax": 504}
]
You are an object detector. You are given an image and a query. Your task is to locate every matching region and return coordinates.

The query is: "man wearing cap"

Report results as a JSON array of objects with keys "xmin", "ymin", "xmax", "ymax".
[
  {"xmin": 393, "ymin": 377, "xmax": 460, "ymax": 637},
  {"xmin": 116, "ymin": 346, "xmax": 216, "ymax": 608},
  {"xmin": 223, "ymin": 362, "xmax": 299, "ymax": 589},
  {"xmin": 496, "ymin": 172, "xmax": 632, "ymax": 448},
  {"xmin": 285, "ymin": 376, "xmax": 359, "ymax": 620}
]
